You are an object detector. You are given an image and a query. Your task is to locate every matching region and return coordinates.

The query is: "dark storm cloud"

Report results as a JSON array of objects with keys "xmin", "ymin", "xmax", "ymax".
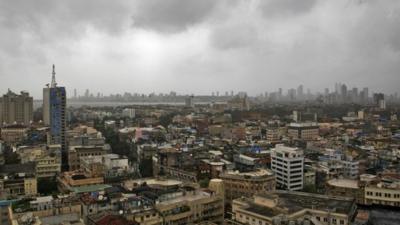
[
  {"xmin": 349, "ymin": 1, "xmax": 400, "ymax": 53},
  {"xmin": 259, "ymin": 0, "xmax": 317, "ymax": 17},
  {"xmin": 210, "ymin": 24, "xmax": 259, "ymax": 50},
  {"xmin": 0, "ymin": 0, "xmax": 131, "ymax": 58},
  {"xmin": 131, "ymin": 0, "xmax": 218, "ymax": 33}
]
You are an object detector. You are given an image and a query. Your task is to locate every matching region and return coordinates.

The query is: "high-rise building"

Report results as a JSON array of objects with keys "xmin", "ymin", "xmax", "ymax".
[
  {"xmin": 341, "ymin": 84, "xmax": 348, "ymax": 102},
  {"xmin": 271, "ymin": 144, "xmax": 304, "ymax": 191},
  {"xmin": 373, "ymin": 93, "xmax": 386, "ymax": 109},
  {"xmin": 185, "ymin": 95, "xmax": 194, "ymax": 108},
  {"xmin": 297, "ymin": 84, "xmax": 304, "ymax": 99},
  {"xmin": 0, "ymin": 90, "xmax": 33, "ymax": 126},
  {"xmin": 43, "ymin": 65, "xmax": 67, "ymax": 171}
]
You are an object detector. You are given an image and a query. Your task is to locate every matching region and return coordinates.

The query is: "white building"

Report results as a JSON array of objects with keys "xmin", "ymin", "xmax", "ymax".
[
  {"xmin": 122, "ymin": 108, "xmax": 136, "ymax": 118},
  {"xmin": 103, "ymin": 153, "xmax": 129, "ymax": 170},
  {"xmin": 341, "ymin": 157, "xmax": 359, "ymax": 179},
  {"xmin": 271, "ymin": 144, "xmax": 304, "ymax": 191}
]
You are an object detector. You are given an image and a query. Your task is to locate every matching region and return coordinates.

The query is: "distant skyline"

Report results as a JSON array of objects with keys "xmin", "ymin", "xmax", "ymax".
[{"xmin": 1, "ymin": 0, "xmax": 400, "ymax": 98}]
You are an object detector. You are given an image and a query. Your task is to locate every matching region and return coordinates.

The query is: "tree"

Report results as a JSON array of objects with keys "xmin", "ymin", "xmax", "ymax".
[
  {"xmin": 37, "ymin": 177, "xmax": 58, "ymax": 195},
  {"xmin": 199, "ymin": 178, "xmax": 210, "ymax": 188}
]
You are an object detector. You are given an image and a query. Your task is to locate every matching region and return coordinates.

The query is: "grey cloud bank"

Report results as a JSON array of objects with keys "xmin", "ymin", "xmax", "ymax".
[{"xmin": 0, "ymin": 0, "xmax": 399, "ymax": 98}]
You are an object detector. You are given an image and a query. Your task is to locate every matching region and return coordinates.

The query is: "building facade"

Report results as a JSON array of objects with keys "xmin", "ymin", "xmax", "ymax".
[
  {"xmin": 0, "ymin": 90, "xmax": 33, "ymax": 127},
  {"xmin": 287, "ymin": 122, "xmax": 319, "ymax": 140},
  {"xmin": 271, "ymin": 145, "xmax": 304, "ymax": 191},
  {"xmin": 232, "ymin": 191, "xmax": 357, "ymax": 225},
  {"xmin": 220, "ymin": 169, "xmax": 276, "ymax": 204}
]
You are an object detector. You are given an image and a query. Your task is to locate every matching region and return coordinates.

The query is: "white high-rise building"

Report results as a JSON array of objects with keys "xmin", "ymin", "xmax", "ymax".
[{"xmin": 271, "ymin": 144, "xmax": 304, "ymax": 191}]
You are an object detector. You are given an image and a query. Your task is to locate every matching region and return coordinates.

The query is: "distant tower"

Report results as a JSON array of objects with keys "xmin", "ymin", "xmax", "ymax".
[
  {"xmin": 43, "ymin": 64, "xmax": 67, "ymax": 171},
  {"xmin": 185, "ymin": 95, "xmax": 195, "ymax": 108}
]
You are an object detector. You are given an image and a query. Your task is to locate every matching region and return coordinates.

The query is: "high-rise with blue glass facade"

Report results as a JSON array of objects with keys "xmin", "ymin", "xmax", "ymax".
[{"xmin": 43, "ymin": 65, "xmax": 67, "ymax": 171}]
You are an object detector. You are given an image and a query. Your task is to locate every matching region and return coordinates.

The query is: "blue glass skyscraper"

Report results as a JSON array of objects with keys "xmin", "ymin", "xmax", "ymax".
[{"xmin": 43, "ymin": 65, "xmax": 67, "ymax": 171}]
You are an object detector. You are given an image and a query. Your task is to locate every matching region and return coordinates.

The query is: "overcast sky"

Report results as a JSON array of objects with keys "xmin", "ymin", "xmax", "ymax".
[{"xmin": 1, "ymin": 0, "xmax": 400, "ymax": 98}]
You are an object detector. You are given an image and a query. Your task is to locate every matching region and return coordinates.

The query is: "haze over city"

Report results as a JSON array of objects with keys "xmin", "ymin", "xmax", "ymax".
[{"xmin": 1, "ymin": 0, "xmax": 400, "ymax": 98}]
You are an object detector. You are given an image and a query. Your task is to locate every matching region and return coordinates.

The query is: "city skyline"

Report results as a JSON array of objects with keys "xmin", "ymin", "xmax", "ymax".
[{"xmin": 1, "ymin": 0, "xmax": 400, "ymax": 98}]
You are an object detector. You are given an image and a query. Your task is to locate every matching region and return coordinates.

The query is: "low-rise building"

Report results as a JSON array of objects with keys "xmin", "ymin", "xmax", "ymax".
[
  {"xmin": 0, "ymin": 125, "xmax": 29, "ymax": 144},
  {"xmin": 288, "ymin": 122, "xmax": 319, "ymax": 140},
  {"xmin": 364, "ymin": 178, "xmax": 400, "ymax": 207},
  {"xmin": 68, "ymin": 145, "xmax": 110, "ymax": 171},
  {"xmin": 232, "ymin": 191, "xmax": 357, "ymax": 225},
  {"xmin": 326, "ymin": 178, "xmax": 363, "ymax": 204},
  {"xmin": 57, "ymin": 171, "xmax": 104, "ymax": 193},
  {"xmin": 0, "ymin": 163, "xmax": 37, "ymax": 198},
  {"xmin": 17, "ymin": 145, "xmax": 61, "ymax": 178},
  {"xmin": 220, "ymin": 169, "xmax": 275, "ymax": 204},
  {"xmin": 9, "ymin": 196, "xmax": 81, "ymax": 225}
]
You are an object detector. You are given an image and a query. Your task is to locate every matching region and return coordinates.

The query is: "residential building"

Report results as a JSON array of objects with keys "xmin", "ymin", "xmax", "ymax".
[
  {"xmin": 9, "ymin": 196, "xmax": 81, "ymax": 224},
  {"xmin": 0, "ymin": 90, "xmax": 33, "ymax": 126},
  {"xmin": 17, "ymin": 145, "xmax": 61, "ymax": 178},
  {"xmin": 287, "ymin": 122, "xmax": 319, "ymax": 140},
  {"xmin": 219, "ymin": 169, "xmax": 275, "ymax": 204},
  {"xmin": 326, "ymin": 178, "xmax": 364, "ymax": 204},
  {"xmin": 68, "ymin": 145, "xmax": 110, "ymax": 171},
  {"xmin": 67, "ymin": 125, "xmax": 105, "ymax": 147},
  {"xmin": 363, "ymin": 175, "xmax": 400, "ymax": 207},
  {"xmin": 0, "ymin": 125, "xmax": 28, "ymax": 144},
  {"xmin": 0, "ymin": 163, "xmax": 37, "ymax": 198}
]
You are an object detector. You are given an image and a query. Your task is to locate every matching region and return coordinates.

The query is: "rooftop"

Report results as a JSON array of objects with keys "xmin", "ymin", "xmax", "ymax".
[
  {"xmin": 288, "ymin": 122, "xmax": 319, "ymax": 128},
  {"xmin": 239, "ymin": 191, "xmax": 355, "ymax": 217},
  {"xmin": 256, "ymin": 191, "xmax": 355, "ymax": 215},
  {"xmin": 327, "ymin": 178, "xmax": 359, "ymax": 189},
  {"xmin": 221, "ymin": 169, "xmax": 274, "ymax": 180}
]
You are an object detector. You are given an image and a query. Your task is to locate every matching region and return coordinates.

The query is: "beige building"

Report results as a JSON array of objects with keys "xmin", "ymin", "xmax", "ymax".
[
  {"xmin": 326, "ymin": 178, "xmax": 364, "ymax": 204},
  {"xmin": 57, "ymin": 171, "xmax": 104, "ymax": 193},
  {"xmin": 326, "ymin": 174, "xmax": 400, "ymax": 207},
  {"xmin": 0, "ymin": 90, "xmax": 33, "ymax": 127},
  {"xmin": 122, "ymin": 178, "xmax": 224, "ymax": 225},
  {"xmin": 364, "ymin": 179, "xmax": 400, "ymax": 207},
  {"xmin": 155, "ymin": 189, "xmax": 224, "ymax": 225},
  {"xmin": 288, "ymin": 122, "xmax": 319, "ymax": 140},
  {"xmin": 0, "ymin": 175, "xmax": 37, "ymax": 198},
  {"xmin": 0, "ymin": 125, "xmax": 29, "ymax": 144},
  {"xmin": 17, "ymin": 145, "xmax": 61, "ymax": 178},
  {"xmin": 10, "ymin": 196, "xmax": 81, "ymax": 225},
  {"xmin": 0, "ymin": 163, "xmax": 37, "ymax": 198},
  {"xmin": 220, "ymin": 169, "xmax": 275, "ymax": 204},
  {"xmin": 68, "ymin": 145, "xmax": 109, "ymax": 171},
  {"xmin": 232, "ymin": 191, "xmax": 357, "ymax": 225}
]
